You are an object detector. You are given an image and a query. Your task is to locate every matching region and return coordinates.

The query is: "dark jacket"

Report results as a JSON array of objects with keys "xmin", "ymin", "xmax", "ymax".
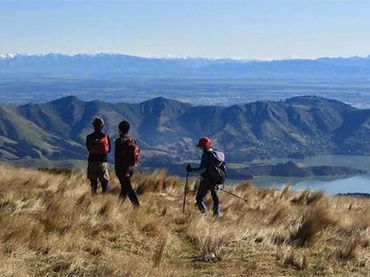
[
  {"xmin": 86, "ymin": 130, "xmax": 111, "ymax": 163},
  {"xmin": 193, "ymin": 148, "xmax": 213, "ymax": 179},
  {"xmin": 115, "ymin": 135, "xmax": 136, "ymax": 173}
]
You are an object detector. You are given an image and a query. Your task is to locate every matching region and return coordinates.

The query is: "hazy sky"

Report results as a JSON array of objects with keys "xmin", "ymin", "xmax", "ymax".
[{"xmin": 1, "ymin": 0, "xmax": 370, "ymax": 59}]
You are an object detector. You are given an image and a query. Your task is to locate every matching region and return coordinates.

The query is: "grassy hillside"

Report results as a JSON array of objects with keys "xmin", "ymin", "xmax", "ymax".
[{"xmin": 0, "ymin": 164, "xmax": 369, "ymax": 276}]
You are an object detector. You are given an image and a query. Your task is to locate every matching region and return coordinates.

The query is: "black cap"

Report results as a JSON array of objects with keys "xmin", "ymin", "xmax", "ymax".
[
  {"xmin": 119, "ymin": 120, "xmax": 130, "ymax": 134},
  {"xmin": 92, "ymin": 117, "xmax": 104, "ymax": 127}
]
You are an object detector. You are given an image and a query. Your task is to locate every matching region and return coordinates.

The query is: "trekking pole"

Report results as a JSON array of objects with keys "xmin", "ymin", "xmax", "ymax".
[
  {"xmin": 220, "ymin": 187, "xmax": 248, "ymax": 203},
  {"xmin": 182, "ymin": 172, "xmax": 189, "ymax": 214}
]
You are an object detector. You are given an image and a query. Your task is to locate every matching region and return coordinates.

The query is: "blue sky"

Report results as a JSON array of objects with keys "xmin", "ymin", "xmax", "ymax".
[{"xmin": 1, "ymin": 0, "xmax": 370, "ymax": 59}]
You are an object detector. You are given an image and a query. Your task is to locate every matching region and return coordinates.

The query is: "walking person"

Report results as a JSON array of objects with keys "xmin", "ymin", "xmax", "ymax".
[
  {"xmin": 86, "ymin": 117, "xmax": 111, "ymax": 194},
  {"xmin": 186, "ymin": 137, "xmax": 226, "ymax": 216},
  {"xmin": 115, "ymin": 121, "xmax": 141, "ymax": 207}
]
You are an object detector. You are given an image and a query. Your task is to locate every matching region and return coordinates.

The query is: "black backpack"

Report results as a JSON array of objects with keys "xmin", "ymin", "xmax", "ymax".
[{"xmin": 207, "ymin": 150, "xmax": 227, "ymax": 184}]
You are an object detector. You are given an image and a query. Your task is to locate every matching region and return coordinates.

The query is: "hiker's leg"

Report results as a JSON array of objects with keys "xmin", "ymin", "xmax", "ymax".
[
  {"xmin": 90, "ymin": 179, "xmax": 98, "ymax": 195},
  {"xmin": 210, "ymin": 185, "xmax": 221, "ymax": 215},
  {"xmin": 118, "ymin": 174, "xmax": 128, "ymax": 199},
  {"xmin": 119, "ymin": 174, "xmax": 140, "ymax": 206},
  {"xmin": 87, "ymin": 162, "xmax": 98, "ymax": 195},
  {"xmin": 126, "ymin": 175, "xmax": 140, "ymax": 207},
  {"xmin": 196, "ymin": 180, "xmax": 208, "ymax": 213},
  {"xmin": 98, "ymin": 162, "xmax": 110, "ymax": 193},
  {"xmin": 101, "ymin": 181, "xmax": 109, "ymax": 193}
]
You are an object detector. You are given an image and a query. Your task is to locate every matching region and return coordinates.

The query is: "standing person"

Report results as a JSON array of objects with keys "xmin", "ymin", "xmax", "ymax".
[
  {"xmin": 186, "ymin": 137, "xmax": 226, "ymax": 216},
  {"xmin": 86, "ymin": 117, "xmax": 111, "ymax": 195},
  {"xmin": 115, "ymin": 121, "xmax": 141, "ymax": 207}
]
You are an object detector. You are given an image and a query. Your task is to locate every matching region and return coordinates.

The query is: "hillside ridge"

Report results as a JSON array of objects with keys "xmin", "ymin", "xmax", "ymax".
[{"xmin": 1, "ymin": 96, "xmax": 370, "ymax": 165}]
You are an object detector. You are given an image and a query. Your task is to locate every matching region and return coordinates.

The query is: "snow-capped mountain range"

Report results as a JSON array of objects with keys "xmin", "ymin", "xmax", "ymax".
[{"xmin": 1, "ymin": 53, "xmax": 370, "ymax": 78}]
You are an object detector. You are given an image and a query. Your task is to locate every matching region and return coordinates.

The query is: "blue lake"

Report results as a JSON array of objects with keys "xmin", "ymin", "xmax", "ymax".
[
  {"xmin": 229, "ymin": 174, "xmax": 370, "ymax": 195},
  {"xmin": 231, "ymin": 155, "xmax": 370, "ymax": 195},
  {"xmin": 293, "ymin": 174, "xmax": 370, "ymax": 195}
]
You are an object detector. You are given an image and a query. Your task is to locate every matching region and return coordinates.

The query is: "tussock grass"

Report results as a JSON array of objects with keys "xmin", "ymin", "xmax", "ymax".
[
  {"xmin": 335, "ymin": 238, "xmax": 359, "ymax": 261},
  {"xmin": 0, "ymin": 164, "xmax": 369, "ymax": 276},
  {"xmin": 277, "ymin": 248, "xmax": 308, "ymax": 271},
  {"xmin": 291, "ymin": 189, "xmax": 325, "ymax": 205},
  {"xmin": 289, "ymin": 206, "xmax": 336, "ymax": 247}
]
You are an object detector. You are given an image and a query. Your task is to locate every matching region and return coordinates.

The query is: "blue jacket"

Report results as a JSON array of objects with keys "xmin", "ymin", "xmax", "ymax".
[{"xmin": 192, "ymin": 148, "xmax": 213, "ymax": 178}]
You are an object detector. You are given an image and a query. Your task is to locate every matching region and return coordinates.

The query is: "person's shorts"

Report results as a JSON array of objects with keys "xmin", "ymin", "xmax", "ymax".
[
  {"xmin": 115, "ymin": 166, "xmax": 134, "ymax": 179},
  {"xmin": 87, "ymin": 162, "xmax": 110, "ymax": 182}
]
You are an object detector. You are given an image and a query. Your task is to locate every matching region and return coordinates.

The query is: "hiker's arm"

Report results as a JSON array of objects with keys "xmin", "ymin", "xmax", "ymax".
[
  {"xmin": 191, "ymin": 162, "xmax": 207, "ymax": 173},
  {"xmin": 191, "ymin": 153, "xmax": 209, "ymax": 174},
  {"xmin": 86, "ymin": 136, "xmax": 90, "ymax": 151},
  {"xmin": 191, "ymin": 167, "xmax": 206, "ymax": 174},
  {"xmin": 114, "ymin": 139, "xmax": 119, "ymax": 164},
  {"xmin": 108, "ymin": 135, "xmax": 112, "ymax": 153}
]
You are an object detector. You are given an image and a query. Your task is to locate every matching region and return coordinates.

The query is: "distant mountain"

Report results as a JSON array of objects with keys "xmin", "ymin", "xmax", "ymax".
[
  {"xmin": 1, "ymin": 53, "xmax": 370, "ymax": 78},
  {"xmin": 0, "ymin": 96, "xmax": 370, "ymax": 165}
]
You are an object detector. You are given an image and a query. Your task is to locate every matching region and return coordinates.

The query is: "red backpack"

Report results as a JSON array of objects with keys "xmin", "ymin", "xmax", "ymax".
[
  {"xmin": 88, "ymin": 135, "xmax": 110, "ymax": 155},
  {"xmin": 120, "ymin": 137, "xmax": 141, "ymax": 167}
]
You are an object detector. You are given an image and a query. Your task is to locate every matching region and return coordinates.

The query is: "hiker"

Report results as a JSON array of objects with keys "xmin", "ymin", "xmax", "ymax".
[
  {"xmin": 115, "ymin": 120, "xmax": 141, "ymax": 207},
  {"xmin": 86, "ymin": 117, "xmax": 111, "ymax": 194},
  {"xmin": 186, "ymin": 137, "xmax": 226, "ymax": 216}
]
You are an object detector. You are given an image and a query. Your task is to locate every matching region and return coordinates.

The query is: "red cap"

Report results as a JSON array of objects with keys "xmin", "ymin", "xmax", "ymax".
[{"xmin": 196, "ymin": 137, "xmax": 212, "ymax": 149}]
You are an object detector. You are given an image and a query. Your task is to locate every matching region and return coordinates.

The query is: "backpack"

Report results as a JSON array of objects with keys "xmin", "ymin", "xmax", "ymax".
[
  {"xmin": 207, "ymin": 150, "xmax": 227, "ymax": 184},
  {"xmin": 88, "ymin": 134, "xmax": 109, "ymax": 155},
  {"xmin": 119, "ymin": 137, "xmax": 141, "ymax": 167}
]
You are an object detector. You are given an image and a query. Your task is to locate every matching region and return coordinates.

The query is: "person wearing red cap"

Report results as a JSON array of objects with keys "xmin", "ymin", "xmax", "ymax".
[{"xmin": 186, "ymin": 137, "xmax": 222, "ymax": 216}]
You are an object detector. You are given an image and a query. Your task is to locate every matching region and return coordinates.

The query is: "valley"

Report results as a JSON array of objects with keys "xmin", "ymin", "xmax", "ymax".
[{"xmin": 1, "ymin": 76, "xmax": 370, "ymax": 108}]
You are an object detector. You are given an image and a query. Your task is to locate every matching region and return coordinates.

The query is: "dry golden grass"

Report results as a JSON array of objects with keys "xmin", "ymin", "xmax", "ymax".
[{"xmin": 0, "ymin": 163, "xmax": 369, "ymax": 276}]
